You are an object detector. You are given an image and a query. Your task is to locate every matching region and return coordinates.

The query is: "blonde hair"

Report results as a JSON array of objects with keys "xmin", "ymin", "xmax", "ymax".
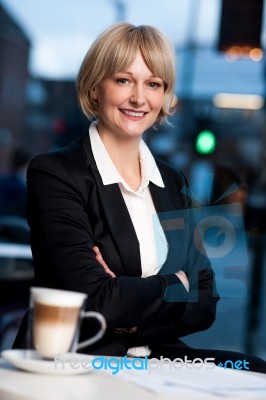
[{"xmin": 76, "ymin": 23, "xmax": 176, "ymax": 124}]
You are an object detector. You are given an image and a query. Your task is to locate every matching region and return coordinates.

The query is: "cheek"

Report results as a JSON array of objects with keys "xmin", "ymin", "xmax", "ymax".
[
  {"xmin": 152, "ymin": 94, "xmax": 165, "ymax": 111},
  {"xmin": 101, "ymin": 92, "xmax": 124, "ymax": 109},
  {"xmin": 97, "ymin": 95, "xmax": 114, "ymax": 112}
]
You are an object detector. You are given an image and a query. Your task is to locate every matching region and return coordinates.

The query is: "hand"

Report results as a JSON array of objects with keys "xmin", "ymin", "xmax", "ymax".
[
  {"xmin": 92, "ymin": 246, "xmax": 116, "ymax": 278},
  {"xmin": 175, "ymin": 270, "xmax": 189, "ymax": 292}
]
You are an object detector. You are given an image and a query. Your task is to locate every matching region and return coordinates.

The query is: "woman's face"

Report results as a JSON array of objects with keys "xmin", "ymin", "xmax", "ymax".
[{"xmin": 91, "ymin": 51, "xmax": 165, "ymax": 140}]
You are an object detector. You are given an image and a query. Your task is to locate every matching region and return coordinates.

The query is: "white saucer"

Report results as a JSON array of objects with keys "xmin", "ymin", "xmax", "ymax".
[{"xmin": 1, "ymin": 350, "xmax": 94, "ymax": 375}]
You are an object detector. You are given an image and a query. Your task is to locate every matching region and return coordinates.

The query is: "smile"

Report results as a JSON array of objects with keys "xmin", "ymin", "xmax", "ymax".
[{"xmin": 120, "ymin": 109, "xmax": 147, "ymax": 117}]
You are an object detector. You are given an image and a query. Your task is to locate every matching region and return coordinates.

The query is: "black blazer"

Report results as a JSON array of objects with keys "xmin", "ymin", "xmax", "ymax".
[{"xmin": 14, "ymin": 131, "xmax": 219, "ymax": 355}]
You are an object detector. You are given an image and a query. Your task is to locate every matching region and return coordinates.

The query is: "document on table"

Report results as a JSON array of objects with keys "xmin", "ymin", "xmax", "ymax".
[{"xmin": 117, "ymin": 365, "xmax": 266, "ymax": 398}]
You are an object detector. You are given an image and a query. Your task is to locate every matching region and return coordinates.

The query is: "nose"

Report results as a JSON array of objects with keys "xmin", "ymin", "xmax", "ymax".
[{"xmin": 130, "ymin": 84, "xmax": 146, "ymax": 106}]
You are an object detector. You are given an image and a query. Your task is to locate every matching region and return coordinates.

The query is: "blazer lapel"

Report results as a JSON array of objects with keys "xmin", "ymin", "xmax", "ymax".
[
  {"xmin": 149, "ymin": 167, "xmax": 188, "ymax": 275},
  {"xmin": 149, "ymin": 166, "xmax": 184, "ymax": 213},
  {"xmin": 149, "ymin": 182, "xmax": 174, "ymax": 213},
  {"xmin": 81, "ymin": 132, "xmax": 142, "ymax": 277}
]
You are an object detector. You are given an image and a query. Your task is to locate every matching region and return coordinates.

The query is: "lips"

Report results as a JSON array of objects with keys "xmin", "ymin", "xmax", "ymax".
[{"xmin": 119, "ymin": 109, "xmax": 147, "ymax": 117}]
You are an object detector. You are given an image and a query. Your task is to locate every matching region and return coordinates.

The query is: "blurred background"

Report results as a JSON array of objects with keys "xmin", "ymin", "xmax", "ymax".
[{"xmin": 0, "ymin": 0, "xmax": 266, "ymax": 360}]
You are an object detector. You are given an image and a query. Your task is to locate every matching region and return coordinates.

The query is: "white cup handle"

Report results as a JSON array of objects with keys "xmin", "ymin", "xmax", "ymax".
[{"xmin": 75, "ymin": 311, "xmax": 106, "ymax": 351}]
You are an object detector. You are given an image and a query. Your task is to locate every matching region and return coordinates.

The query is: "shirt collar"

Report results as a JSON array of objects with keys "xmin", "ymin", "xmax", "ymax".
[{"xmin": 89, "ymin": 120, "xmax": 165, "ymax": 190}]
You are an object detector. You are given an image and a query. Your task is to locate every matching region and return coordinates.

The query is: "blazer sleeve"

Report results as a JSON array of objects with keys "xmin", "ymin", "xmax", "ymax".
[
  {"xmin": 27, "ymin": 153, "xmax": 189, "ymax": 329},
  {"xmin": 131, "ymin": 269, "xmax": 219, "ymax": 345}
]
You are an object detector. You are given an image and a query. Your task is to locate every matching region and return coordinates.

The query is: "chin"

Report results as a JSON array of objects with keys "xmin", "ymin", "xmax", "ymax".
[
  {"xmin": 123, "ymin": 122, "xmax": 153, "ymax": 137},
  {"xmin": 125, "ymin": 129, "xmax": 145, "ymax": 138}
]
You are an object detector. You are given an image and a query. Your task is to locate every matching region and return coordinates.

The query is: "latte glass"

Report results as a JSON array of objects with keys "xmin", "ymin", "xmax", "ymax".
[{"xmin": 27, "ymin": 287, "xmax": 106, "ymax": 359}]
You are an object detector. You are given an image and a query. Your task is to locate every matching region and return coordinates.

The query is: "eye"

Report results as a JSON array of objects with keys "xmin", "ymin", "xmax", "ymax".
[
  {"xmin": 116, "ymin": 78, "xmax": 130, "ymax": 85},
  {"xmin": 147, "ymin": 81, "xmax": 163, "ymax": 88}
]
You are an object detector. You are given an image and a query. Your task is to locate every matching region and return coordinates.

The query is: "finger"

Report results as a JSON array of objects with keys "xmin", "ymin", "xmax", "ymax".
[
  {"xmin": 93, "ymin": 247, "xmax": 106, "ymax": 264},
  {"xmin": 95, "ymin": 254, "xmax": 107, "ymax": 268},
  {"xmin": 93, "ymin": 246, "xmax": 110, "ymax": 267},
  {"xmin": 98, "ymin": 263, "xmax": 116, "ymax": 277},
  {"xmin": 106, "ymin": 269, "xmax": 116, "ymax": 278},
  {"xmin": 175, "ymin": 270, "xmax": 189, "ymax": 292},
  {"xmin": 95, "ymin": 255, "xmax": 116, "ymax": 278},
  {"xmin": 92, "ymin": 246, "xmax": 99, "ymax": 255},
  {"xmin": 92, "ymin": 245, "xmax": 116, "ymax": 277}
]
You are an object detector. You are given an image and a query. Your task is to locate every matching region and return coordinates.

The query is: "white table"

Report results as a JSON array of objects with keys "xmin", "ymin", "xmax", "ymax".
[
  {"xmin": 0, "ymin": 358, "xmax": 266, "ymax": 400},
  {"xmin": 0, "ymin": 358, "xmax": 156, "ymax": 400}
]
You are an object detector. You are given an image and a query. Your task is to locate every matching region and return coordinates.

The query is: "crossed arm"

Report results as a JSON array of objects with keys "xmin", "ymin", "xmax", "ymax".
[
  {"xmin": 92, "ymin": 245, "xmax": 189, "ymax": 290},
  {"xmin": 92, "ymin": 245, "xmax": 190, "ymax": 334}
]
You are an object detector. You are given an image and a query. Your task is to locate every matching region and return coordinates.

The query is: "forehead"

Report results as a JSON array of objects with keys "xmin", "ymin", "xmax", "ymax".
[
  {"xmin": 113, "ymin": 51, "xmax": 164, "ymax": 80},
  {"xmin": 117, "ymin": 52, "xmax": 159, "ymax": 77}
]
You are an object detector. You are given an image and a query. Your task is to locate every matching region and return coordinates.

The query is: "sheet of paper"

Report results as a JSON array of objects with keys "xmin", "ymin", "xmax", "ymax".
[{"xmin": 117, "ymin": 365, "xmax": 266, "ymax": 398}]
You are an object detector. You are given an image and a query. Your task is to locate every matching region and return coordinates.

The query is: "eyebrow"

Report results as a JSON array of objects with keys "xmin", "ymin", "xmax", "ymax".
[{"xmin": 117, "ymin": 71, "xmax": 162, "ymax": 79}]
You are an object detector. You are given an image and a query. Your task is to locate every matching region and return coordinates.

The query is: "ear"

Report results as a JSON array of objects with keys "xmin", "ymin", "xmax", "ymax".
[{"xmin": 90, "ymin": 87, "xmax": 98, "ymax": 101}]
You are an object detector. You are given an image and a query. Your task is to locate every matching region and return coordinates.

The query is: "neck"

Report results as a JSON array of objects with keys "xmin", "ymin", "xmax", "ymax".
[{"xmin": 97, "ymin": 125, "xmax": 142, "ymax": 191}]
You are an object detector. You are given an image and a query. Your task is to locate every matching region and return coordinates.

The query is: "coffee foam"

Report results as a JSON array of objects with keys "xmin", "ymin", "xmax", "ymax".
[{"xmin": 31, "ymin": 287, "xmax": 87, "ymax": 308}]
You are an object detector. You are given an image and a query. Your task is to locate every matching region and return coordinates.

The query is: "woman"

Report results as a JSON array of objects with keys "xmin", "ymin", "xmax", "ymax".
[{"xmin": 14, "ymin": 23, "xmax": 266, "ymax": 372}]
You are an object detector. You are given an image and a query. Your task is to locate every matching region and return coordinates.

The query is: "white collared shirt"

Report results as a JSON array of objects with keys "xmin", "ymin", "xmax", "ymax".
[{"xmin": 89, "ymin": 121, "xmax": 169, "ymax": 278}]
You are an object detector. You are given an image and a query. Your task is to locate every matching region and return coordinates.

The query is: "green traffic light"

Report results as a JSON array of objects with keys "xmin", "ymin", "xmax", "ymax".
[{"xmin": 195, "ymin": 130, "xmax": 216, "ymax": 154}]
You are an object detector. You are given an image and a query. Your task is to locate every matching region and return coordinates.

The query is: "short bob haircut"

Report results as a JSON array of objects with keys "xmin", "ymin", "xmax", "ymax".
[{"xmin": 76, "ymin": 23, "xmax": 176, "ymax": 124}]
